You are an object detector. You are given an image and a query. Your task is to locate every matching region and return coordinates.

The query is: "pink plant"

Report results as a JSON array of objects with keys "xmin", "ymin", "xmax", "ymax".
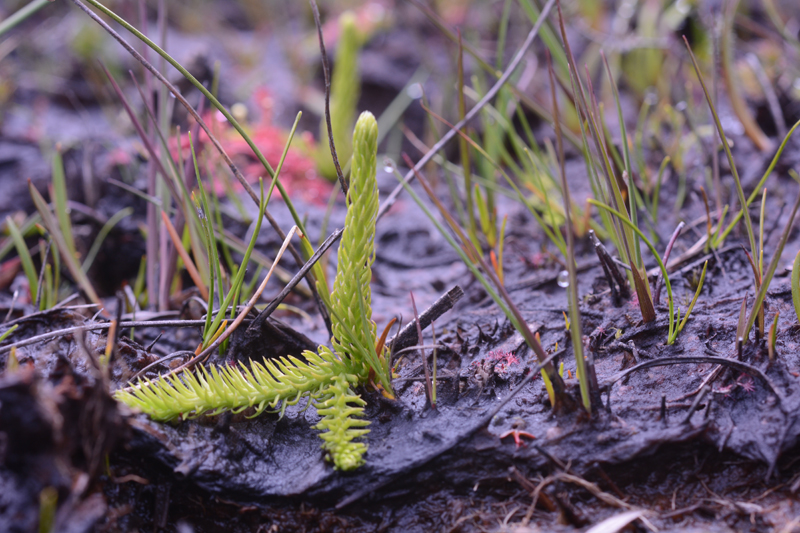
[
  {"xmin": 487, "ymin": 350, "xmax": 520, "ymax": 378},
  {"xmin": 169, "ymin": 87, "xmax": 332, "ymax": 205},
  {"xmin": 737, "ymin": 374, "xmax": 756, "ymax": 394}
]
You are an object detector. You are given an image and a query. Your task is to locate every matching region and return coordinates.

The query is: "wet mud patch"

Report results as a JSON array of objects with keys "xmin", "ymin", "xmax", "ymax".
[
  {"xmin": 92, "ymin": 234, "xmax": 800, "ymax": 529},
  {"xmin": 2, "ymin": 171, "xmax": 800, "ymax": 532}
]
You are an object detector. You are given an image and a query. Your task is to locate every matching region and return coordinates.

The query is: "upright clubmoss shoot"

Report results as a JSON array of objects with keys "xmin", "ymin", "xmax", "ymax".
[{"xmin": 117, "ymin": 112, "xmax": 390, "ymax": 471}]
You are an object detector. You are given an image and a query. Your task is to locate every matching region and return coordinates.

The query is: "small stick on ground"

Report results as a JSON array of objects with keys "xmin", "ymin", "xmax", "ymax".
[
  {"xmin": 410, "ymin": 292, "xmax": 434, "ymax": 408},
  {"xmin": 164, "ymin": 226, "xmax": 342, "ymax": 380},
  {"xmin": 590, "ymin": 230, "xmax": 629, "ymax": 304},
  {"xmin": 243, "ymin": 229, "xmax": 343, "ymax": 339},
  {"xmin": 389, "ymin": 285, "xmax": 463, "ymax": 353},
  {"xmin": 0, "ymin": 319, "xmax": 216, "ymax": 356},
  {"xmin": 605, "ymin": 356, "xmax": 782, "ymax": 405},
  {"xmin": 672, "ymin": 364, "xmax": 724, "ymax": 402},
  {"xmin": 144, "ymin": 332, "xmax": 163, "ymax": 352},
  {"xmin": 681, "ymin": 385, "xmax": 710, "ymax": 425}
]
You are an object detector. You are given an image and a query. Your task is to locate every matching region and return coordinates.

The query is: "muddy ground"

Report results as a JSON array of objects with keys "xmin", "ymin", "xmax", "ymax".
[{"xmin": 2, "ymin": 1, "xmax": 800, "ymax": 532}]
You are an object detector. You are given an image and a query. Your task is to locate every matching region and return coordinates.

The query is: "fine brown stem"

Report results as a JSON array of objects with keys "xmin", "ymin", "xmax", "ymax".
[{"xmin": 309, "ymin": 0, "xmax": 347, "ymax": 195}]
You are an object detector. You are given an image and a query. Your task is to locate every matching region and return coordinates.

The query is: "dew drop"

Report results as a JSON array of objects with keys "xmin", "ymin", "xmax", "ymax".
[
  {"xmin": 383, "ymin": 164, "xmax": 394, "ymax": 173},
  {"xmin": 557, "ymin": 270, "xmax": 570, "ymax": 288},
  {"xmin": 231, "ymin": 102, "xmax": 248, "ymax": 122},
  {"xmin": 406, "ymin": 83, "xmax": 423, "ymax": 100}
]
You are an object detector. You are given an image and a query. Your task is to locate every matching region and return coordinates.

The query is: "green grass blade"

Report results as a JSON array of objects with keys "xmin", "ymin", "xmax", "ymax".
[
  {"xmin": 43, "ymin": 264, "xmax": 53, "ymax": 310},
  {"xmin": 683, "ymin": 37, "xmax": 757, "ymax": 260},
  {"xmin": 202, "ymin": 113, "xmax": 300, "ymax": 341},
  {"xmin": 81, "ymin": 207, "xmax": 134, "ymax": 273},
  {"xmin": 394, "ymin": 163, "xmax": 564, "ymax": 393},
  {"xmin": 495, "ymin": 0, "xmax": 512, "ymax": 70},
  {"xmin": 134, "ymin": 255, "xmax": 147, "ymax": 308},
  {"xmin": 556, "ymin": 18, "xmax": 632, "ymax": 279},
  {"xmin": 193, "ymin": 148, "xmax": 224, "ymax": 308},
  {"xmin": 517, "ymin": 0, "xmax": 569, "ymax": 74},
  {"xmin": 0, "ymin": 214, "xmax": 41, "ymax": 263},
  {"xmin": 29, "ymin": 182, "xmax": 100, "ymax": 305},
  {"xmin": 243, "ymin": 264, "xmax": 264, "ymax": 298},
  {"xmin": 602, "ymin": 53, "xmax": 641, "ymax": 266},
  {"xmin": 743, "ymin": 180, "xmax": 800, "ymax": 340},
  {"xmin": 0, "ymin": 0, "xmax": 51, "ymax": 38},
  {"xmin": 209, "ymin": 170, "xmax": 235, "ymax": 275},
  {"xmin": 204, "ymin": 179, "xmax": 266, "ymax": 344},
  {"xmin": 80, "ymin": 0, "xmax": 313, "ymax": 246},
  {"xmin": 550, "ymin": 60, "xmax": 590, "ymax": 412},
  {"xmin": 716, "ymin": 118, "xmax": 800, "ymax": 244},
  {"xmin": 51, "ymin": 150, "xmax": 78, "ymax": 262},
  {"xmin": 194, "ymin": 192, "xmax": 217, "ymax": 342},
  {"xmin": 0, "ymin": 324, "xmax": 19, "ymax": 343},
  {"xmin": 673, "ymin": 261, "xmax": 708, "ymax": 342},
  {"xmin": 456, "ymin": 34, "xmax": 478, "ymax": 247},
  {"xmin": 522, "ymin": 148, "xmax": 568, "ymax": 255},
  {"xmin": 711, "ymin": 205, "xmax": 730, "ymax": 248},
  {"xmin": 6, "ymin": 217, "xmax": 38, "ymax": 303}
]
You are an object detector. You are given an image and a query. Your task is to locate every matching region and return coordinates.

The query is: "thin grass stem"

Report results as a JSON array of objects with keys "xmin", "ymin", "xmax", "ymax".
[
  {"xmin": 6, "ymin": 217, "xmax": 38, "ymax": 304},
  {"xmin": 684, "ymin": 36, "xmax": 757, "ymax": 259},
  {"xmin": 549, "ymin": 56, "xmax": 590, "ymax": 413},
  {"xmin": 0, "ymin": 0, "xmax": 51, "ymax": 38},
  {"xmin": 378, "ymin": 0, "xmax": 557, "ymax": 221}
]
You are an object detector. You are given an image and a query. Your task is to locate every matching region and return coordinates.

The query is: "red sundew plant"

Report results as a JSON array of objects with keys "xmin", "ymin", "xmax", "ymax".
[
  {"xmin": 737, "ymin": 375, "xmax": 756, "ymax": 394},
  {"xmin": 170, "ymin": 88, "xmax": 332, "ymax": 205},
  {"xmin": 490, "ymin": 351, "xmax": 520, "ymax": 378},
  {"xmin": 469, "ymin": 350, "xmax": 521, "ymax": 379}
]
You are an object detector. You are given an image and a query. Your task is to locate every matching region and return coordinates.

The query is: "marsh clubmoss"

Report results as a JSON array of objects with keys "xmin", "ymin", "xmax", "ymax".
[{"xmin": 116, "ymin": 112, "xmax": 390, "ymax": 470}]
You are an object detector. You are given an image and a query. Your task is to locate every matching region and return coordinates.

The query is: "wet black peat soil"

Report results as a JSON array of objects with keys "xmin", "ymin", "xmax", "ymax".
[{"xmin": 3, "ymin": 1, "xmax": 800, "ymax": 532}]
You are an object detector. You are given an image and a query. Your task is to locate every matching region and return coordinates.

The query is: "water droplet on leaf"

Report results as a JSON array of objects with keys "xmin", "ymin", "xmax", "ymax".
[{"xmin": 557, "ymin": 270, "xmax": 569, "ymax": 288}]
